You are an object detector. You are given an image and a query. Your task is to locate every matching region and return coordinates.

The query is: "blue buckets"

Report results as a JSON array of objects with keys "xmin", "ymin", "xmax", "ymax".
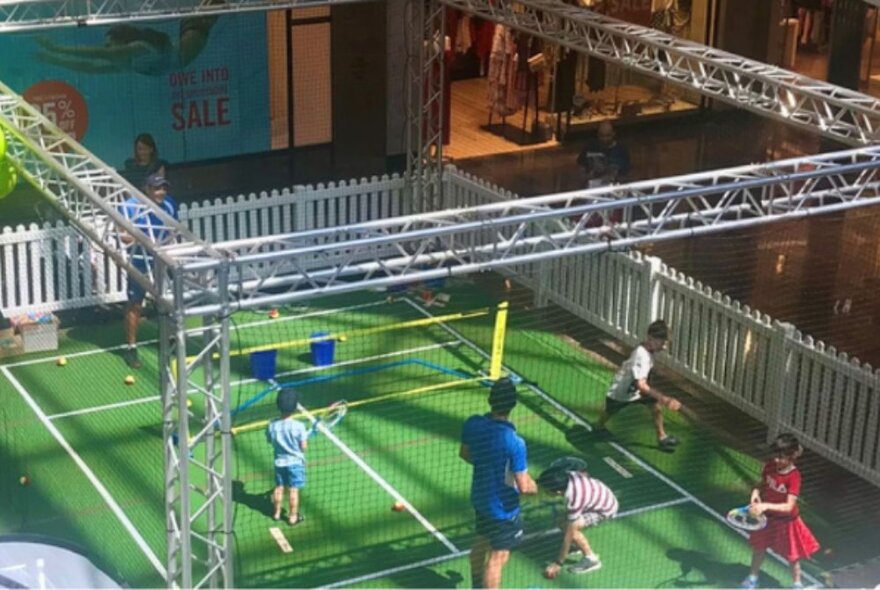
[
  {"xmin": 310, "ymin": 332, "xmax": 336, "ymax": 366},
  {"xmin": 250, "ymin": 349, "xmax": 278, "ymax": 381}
]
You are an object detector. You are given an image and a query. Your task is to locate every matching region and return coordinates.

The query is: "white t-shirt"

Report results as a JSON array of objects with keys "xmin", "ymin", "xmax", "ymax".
[{"xmin": 605, "ymin": 345, "xmax": 653, "ymax": 402}]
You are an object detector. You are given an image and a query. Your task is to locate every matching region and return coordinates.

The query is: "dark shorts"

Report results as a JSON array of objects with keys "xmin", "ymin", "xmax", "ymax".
[
  {"xmin": 605, "ymin": 394, "xmax": 657, "ymax": 416},
  {"xmin": 127, "ymin": 259, "xmax": 149, "ymax": 304},
  {"xmin": 475, "ymin": 511, "xmax": 523, "ymax": 551}
]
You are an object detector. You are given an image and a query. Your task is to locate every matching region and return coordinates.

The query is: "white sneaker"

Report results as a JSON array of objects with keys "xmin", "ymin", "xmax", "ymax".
[{"xmin": 569, "ymin": 554, "xmax": 602, "ymax": 574}]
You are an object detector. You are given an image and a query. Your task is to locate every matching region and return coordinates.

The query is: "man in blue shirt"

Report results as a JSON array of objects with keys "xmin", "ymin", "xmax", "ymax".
[
  {"xmin": 460, "ymin": 378, "xmax": 537, "ymax": 589},
  {"xmin": 266, "ymin": 387, "xmax": 308, "ymax": 526},
  {"xmin": 120, "ymin": 172, "xmax": 178, "ymax": 369}
]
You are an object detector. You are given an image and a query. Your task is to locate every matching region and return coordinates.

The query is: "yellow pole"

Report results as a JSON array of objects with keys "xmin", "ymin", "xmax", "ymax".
[{"xmin": 489, "ymin": 301, "xmax": 508, "ymax": 380}]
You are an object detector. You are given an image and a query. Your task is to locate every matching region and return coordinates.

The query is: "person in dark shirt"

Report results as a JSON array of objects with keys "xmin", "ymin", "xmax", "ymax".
[
  {"xmin": 576, "ymin": 121, "xmax": 631, "ymax": 188},
  {"xmin": 121, "ymin": 133, "xmax": 169, "ymax": 189}
]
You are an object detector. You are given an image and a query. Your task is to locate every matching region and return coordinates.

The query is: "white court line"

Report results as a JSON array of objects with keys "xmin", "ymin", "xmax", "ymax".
[
  {"xmin": 322, "ymin": 496, "xmax": 692, "ymax": 589},
  {"xmin": 0, "ymin": 366, "xmax": 167, "ymax": 582},
  {"xmin": 401, "ymin": 297, "xmax": 823, "ymax": 588},
  {"xmin": 293, "ymin": 400, "xmax": 460, "ymax": 555},
  {"xmin": 46, "ymin": 340, "xmax": 459, "ymax": 420},
  {"xmin": 2, "ymin": 300, "xmax": 391, "ymax": 369}
]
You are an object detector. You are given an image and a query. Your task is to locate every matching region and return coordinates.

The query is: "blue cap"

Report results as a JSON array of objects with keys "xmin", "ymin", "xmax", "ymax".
[{"xmin": 144, "ymin": 173, "xmax": 170, "ymax": 189}]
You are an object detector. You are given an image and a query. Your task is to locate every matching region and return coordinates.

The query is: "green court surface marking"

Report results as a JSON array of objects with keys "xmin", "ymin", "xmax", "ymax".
[
  {"xmin": 401, "ymin": 295, "xmax": 823, "ymax": 588},
  {"xmin": 0, "ymin": 366, "xmax": 167, "ymax": 584},
  {"xmin": 340, "ymin": 502, "xmax": 795, "ymax": 589}
]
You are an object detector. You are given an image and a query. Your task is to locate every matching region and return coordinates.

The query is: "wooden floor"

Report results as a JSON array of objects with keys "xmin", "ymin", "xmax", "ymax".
[
  {"xmin": 444, "ymin": 77, "xmax": 698, "ymax": 160},
  {"xmin": 445, "ymin": 78, "xmax": 558, "ymax": 160}
]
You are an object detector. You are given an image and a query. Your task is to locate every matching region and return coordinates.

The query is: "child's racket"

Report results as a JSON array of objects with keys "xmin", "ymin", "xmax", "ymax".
[
  {"xmin": 307, "ymin": 400, "xmax": 348, "ymax": 439},
  {"xmin": 725, "ymin": 505, "xmax": 767, "ymax": 531}
]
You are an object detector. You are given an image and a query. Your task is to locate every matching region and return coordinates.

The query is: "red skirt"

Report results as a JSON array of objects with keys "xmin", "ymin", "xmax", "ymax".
[{"xmin": 749, "ymin": 516, "xmax": 819, "ymax": 562}]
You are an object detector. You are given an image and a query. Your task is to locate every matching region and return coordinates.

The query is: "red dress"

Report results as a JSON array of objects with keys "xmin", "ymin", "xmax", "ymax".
[{"xmin": 749, "ymin": 462, "xmax": 820, "ymax": 562}]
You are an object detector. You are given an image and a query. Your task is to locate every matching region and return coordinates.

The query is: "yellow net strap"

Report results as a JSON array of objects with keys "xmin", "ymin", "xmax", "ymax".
[{"xmin": 230, "ymin": 376, "xmax": 482, "ymax": 436}]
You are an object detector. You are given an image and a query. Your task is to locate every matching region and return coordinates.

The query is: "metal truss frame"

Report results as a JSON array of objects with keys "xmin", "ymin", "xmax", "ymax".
[
  {"xmin": 162, "ymin": 147, "xmax": 880, "ymax": 315},
  {"xmin": 0, "ymin": 81, "xmax": 213, "ymax": 307},
  {"xmin": 404, "ymin": 0, "xmax": 446, "ymax": 211},
  {"xmin": 0, "ymin": 79, "xmax": 231, "ymax": 589},
  {"xmin": 0, "ymin": 0, "xmax": 368, "ymax": 31},
  {"xmin": 4, "ymin": 0, "xmax": 880, "ymax": 587},
  {"xmin": 438, "ymin": 0, "xmax": 880, "ymax": 146}
]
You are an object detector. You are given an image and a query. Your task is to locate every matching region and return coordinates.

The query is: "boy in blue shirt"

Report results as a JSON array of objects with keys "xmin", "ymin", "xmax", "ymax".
[
  {"xmin": 460, "ymin": 378, "xmax": 537, "ymax": 589},
  {"xmin": 266, "ymin": 388, "xmax": 308, "ymax": 526}
]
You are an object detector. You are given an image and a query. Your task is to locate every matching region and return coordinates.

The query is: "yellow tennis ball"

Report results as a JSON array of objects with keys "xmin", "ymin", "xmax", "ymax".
[
  {"xmin": 337, "ymin": 335, "xmax": 348, "ymax": 342},
  {"xmin": 124, "ymin": 375, "xmax": 135, "ymax": 385},
  {"xmin": 56, "ymin": 356, "xmax": 67, "ymax": 366},
  {"xmin": 186, "ymin": 398, "xmax": 193, "ymax": 408}
]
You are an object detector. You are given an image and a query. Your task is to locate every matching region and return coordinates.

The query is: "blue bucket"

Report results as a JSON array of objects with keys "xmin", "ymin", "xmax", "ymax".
[
  {"xmin": 310, "ymin": 332, "xmax": 335, "ymax": 366},
  {"xmin": 250, "ymin": 349, "xmax": 278, "ymax": 381}
]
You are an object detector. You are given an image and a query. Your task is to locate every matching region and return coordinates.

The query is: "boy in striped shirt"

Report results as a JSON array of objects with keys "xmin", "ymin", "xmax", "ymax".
[{"xmin": 537, "ymin": 458, "xmax": 619, "ymax": 578}]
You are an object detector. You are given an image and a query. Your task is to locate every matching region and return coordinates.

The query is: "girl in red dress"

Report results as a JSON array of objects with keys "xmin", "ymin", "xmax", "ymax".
[{"xmin": 741, "ymin": 433, "xmax": 819, "ymax": 589}]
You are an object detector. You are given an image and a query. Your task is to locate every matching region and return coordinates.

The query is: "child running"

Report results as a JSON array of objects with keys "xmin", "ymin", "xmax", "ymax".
[
  {"xmin": 537, "ymin": 457, "xmax": 619, "ymax": 578},
  {"xmin": 598, "ymin": 319, "xmax": 683, "ymax": 450},
  {"xmin": 266, "ymin": 387, "xmax": 308, "ymax": 526},
  {"xmin": 741, "ymin": 433, "xmax": 819, "ymax": 589}
]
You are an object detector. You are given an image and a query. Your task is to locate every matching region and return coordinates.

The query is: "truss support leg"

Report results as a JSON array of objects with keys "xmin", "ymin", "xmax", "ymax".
[
  {"xmin": 164, "ymin": 266, "xmax": 235, "ymax": 588},
  {"xmin": 405, "ymin": 0, "xmax": 446, "ymax": 213}
]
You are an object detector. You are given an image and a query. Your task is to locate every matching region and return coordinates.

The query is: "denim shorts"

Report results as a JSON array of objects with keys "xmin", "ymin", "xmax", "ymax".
[
  {"xmin": 475, "ymin": 511, "xmax": 523, "ymax": 551},
  {"xmin": 274, "ymin": 463, "xmax": 306, "ymax": 489}
]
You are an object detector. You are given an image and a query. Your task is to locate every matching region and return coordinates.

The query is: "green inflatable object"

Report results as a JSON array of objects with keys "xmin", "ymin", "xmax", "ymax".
[{"xmin": 0, "ymin": 163, "xmax": 17, "ymax": 199}]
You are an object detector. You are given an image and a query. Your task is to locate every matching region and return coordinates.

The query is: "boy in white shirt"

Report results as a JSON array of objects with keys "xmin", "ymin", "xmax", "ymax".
[{"xmin": 598, "ymin": 320, "xmax": 683, "ymax": 450}]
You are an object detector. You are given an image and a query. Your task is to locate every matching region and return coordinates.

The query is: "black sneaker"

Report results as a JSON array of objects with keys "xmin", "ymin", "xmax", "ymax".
[
  {"xmin": 659, "ymin": 435, "xmax": 679, "ymax": 450},
  {"xmin": 124, "ymin": 347, "xmax": 142, "ymax": 369}
]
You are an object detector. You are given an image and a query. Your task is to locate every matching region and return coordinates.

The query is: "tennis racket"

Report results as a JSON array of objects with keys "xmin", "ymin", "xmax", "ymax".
[
  {"xmin": 307, "ymin": 400, "xmax": 348, "ymax": 439},
  {"xmin": 726, "ymin": 505, "xmax": 767, "ymax": 531}
]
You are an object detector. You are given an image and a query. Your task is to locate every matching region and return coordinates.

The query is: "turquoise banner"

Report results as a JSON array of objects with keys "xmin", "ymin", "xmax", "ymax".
[{"xmin": 0, "ymin": 13, "xmax": 270, "ymax": 169}]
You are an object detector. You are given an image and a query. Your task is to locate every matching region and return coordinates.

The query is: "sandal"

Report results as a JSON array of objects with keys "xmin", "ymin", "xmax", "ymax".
[{"xmin": 288, "ymin": 513, "xmax": 305, "ymax": 527}]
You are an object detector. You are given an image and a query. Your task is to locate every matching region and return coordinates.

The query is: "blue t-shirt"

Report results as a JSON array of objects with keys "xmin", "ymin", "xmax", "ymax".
[
  {"xmin": 120, "ymin": 194, "xmax": 179, "ymax": 241},
  {"xmin": 266, "ymin": 417, "xmax": 308, "ymax": 468},
  {"xmin": 461, "ymin": 413, "xmax": 528, "ymax": 520},
  {"xmin": 120, "ymin": 195, "xmax": 179, "ymax": 268}
]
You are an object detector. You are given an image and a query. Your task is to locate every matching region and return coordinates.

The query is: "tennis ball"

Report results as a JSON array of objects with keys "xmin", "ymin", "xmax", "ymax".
[
  {"xmin": 186, "ymin": 398, "xmax": 193, "ymax": 409},
  {"xmin": 56, "ymin": 356, "xmax": 68, "ymax": 367},
  {"xmin": 386, "ymin": 296, "xmax": 394, "ymax": 303},
  {"xmin": 124, "ymin": 375, "xmax": 135, "ymax": 385},
  {"xmin": 392, "ymin": 501, "xmax": 405, "ymax": 512},
  {"xmin": 337, "ymin": 335, "xmax": 348, "ymax": 342},
  {"xmin": 19, "ymin": 475, "xmax": 29, "ymax": 486},
  {"xmin": 268, "ymin": 309, "xmax": 280, "ymax": 319}
]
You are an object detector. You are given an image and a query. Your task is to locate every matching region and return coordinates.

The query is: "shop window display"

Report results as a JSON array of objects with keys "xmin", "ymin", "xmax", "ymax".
[{"xmin": 559, "ymin": 0, "xmax": 712, "ymax": 135}]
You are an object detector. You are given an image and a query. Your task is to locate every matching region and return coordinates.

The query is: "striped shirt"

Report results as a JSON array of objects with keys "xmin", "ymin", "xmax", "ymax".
[{"xmin": 565, "ymin": 472, "xmax": 619, "ymax": 521}]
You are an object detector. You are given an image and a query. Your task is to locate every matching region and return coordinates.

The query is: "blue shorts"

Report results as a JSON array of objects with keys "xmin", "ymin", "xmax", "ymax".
[
  {"xmin": 274, "ymin": 463, "xmax": 305, "ymax": 489},
  {"xmin": 475, "ymin": 511, "xmax": 523, "ymax": 551}
]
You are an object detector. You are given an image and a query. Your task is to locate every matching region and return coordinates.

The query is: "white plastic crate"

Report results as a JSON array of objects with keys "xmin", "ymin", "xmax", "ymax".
[{"xmin": 19, "ymin": 316, "xmax": 59, "ymax": 353}]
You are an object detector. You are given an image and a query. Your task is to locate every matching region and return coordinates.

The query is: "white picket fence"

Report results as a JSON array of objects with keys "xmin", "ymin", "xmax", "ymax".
[
  {"xmin": 445, "ymin": 167, "xmax": 880, "ymax": 487},
  {"xmin": 0, "ymin": 173, "xmax": 408, "ymax": 314},
  {"xmin": 2, "ymin": 167, "xmax": 878, "ymax": 485}
]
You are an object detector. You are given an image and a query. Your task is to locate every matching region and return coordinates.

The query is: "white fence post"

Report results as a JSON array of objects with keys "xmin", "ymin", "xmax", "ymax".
[
  {"xmin": 765, "ymin": 321, "xmax": 796, "ymax": 443},
  {"xmin": 639, "ymin": 255, "xmax": 663, "ymax": 337}
]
